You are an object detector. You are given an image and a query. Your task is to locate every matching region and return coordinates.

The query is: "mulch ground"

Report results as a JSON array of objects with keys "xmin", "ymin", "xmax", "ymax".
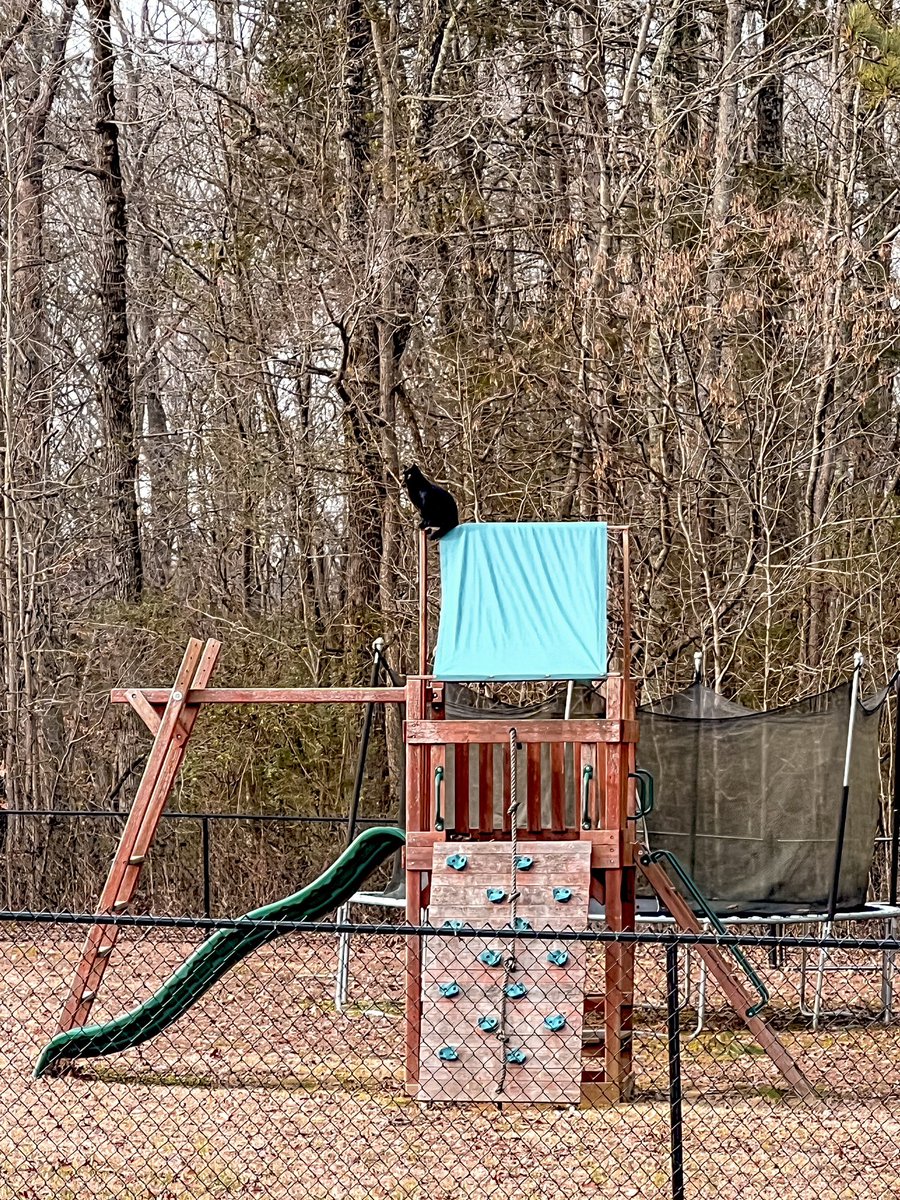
[{"xmin": 0, "ymin": 924, "xmax": 898, "ymax": 1199}]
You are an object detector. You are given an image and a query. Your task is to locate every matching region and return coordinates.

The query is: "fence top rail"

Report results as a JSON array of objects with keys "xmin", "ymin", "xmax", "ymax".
[
  {"xmin": 0, "ymin": 909, "xmax": 897, "ymax": 951},
  {"xmin": 1, "ymin": 809, "xmax": 385, "ymax": 824},
  {"xmin": 111, "ymin": 687, "xmax": 407, "ymax": 705}
]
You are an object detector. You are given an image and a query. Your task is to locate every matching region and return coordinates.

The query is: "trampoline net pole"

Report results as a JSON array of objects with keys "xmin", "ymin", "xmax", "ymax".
[{"xmin": 827, "ymin": 652, "xmax": 863, "ymax": 922}]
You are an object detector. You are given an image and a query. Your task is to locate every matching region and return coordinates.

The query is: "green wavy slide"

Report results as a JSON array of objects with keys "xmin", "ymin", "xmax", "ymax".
[{"xmin": 35, "ymin": 825, "xmax": 405, "ymax": 1078}]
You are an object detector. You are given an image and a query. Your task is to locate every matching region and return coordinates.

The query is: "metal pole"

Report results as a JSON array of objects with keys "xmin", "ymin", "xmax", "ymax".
[
  {"xmin": 201, "ymin": 816, "xmax": 211, "ymax": 919},
  {"xmin": 692, "ymin": 650, "xmax": 702, "ymax": 687},
  {"xmin": 666, "ymin": 944, "xmax": 686, "ymax": 1200},
  {"xmin": 890, "ymin": 653, "xmax": 900, "ymax": 907},
  {"xmin": 817, "ymin": 652, "xmax": 865, "ymax": 1027},
  {"xmin": 345, "ymin": 639, "xmax": 384, "ymax": 849},
  {"xmin": 827, "ymin": 652, "xmax": 864, "ymax": 922},
  {"xmin": 418, "ymin": 530, "xmax": 428, "ymax": 675},
  {"xmin": 384, "ymin": 644, "xmax": 407, "ymax": 898}
]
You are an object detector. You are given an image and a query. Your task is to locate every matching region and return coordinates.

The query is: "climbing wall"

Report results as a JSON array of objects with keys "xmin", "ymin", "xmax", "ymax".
[{"xmin": 418, "ymin": 840, "xmax": 591, "ymax": 1104}]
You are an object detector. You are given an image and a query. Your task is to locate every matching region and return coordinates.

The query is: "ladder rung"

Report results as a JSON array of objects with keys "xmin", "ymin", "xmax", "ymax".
[
  {"xmin": 97, "ymin": 945, "xmax": 114, "ymax": 956},
  {"xmin": 127, "ymin": 855, "xmax": 146, "ymax": 866},
  {"xmin": 80, "ymin": 990, "xmax": 96, "ymax": 1002},
  {"xmin": 112, "ymin": 900, "xmax": 128, "ymax": 912}
]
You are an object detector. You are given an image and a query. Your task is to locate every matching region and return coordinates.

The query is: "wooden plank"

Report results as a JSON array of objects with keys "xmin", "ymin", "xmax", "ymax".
[
  {"xmin": 453, "ymin": 744, "xmax": 470, "ymax": 835},
  {"xmin": 477, "ymin": 743, "xmax": 493, "ymax": 833},
  {"xmin": 60, "ymin": 638, "xmax": 207, "ymax": 1033},
  {"xmin": 580, "ymin": 1080, "xmax": 633, "ymax": 1107},
  {"xmin": 124, "ymin": 689, "xmax": 161, "ymax": 734},
  {"xmin": 405, "ymin": 831, "xmax": 446, "ymax": 872},
  {"xmin": 550, "ymin": 742, "xmax": 566, "ymax": 832},
  {"xmin": 501, "ymin": 743, "xmax": 511, "ymax": 834},
  {"xmin": 432, "ymin": 745, "xmax": 447, "ymax": 831},
  {"xmin": 406, "ymin": 720, "xmax": 639, "ymax": 745},
  {"xmin": 578, "ymin": 742, "xmax": 598, "ymax": 829},
  {"xmin": 430, "ymin": 843, "xmax": 595, "ymax": 877},
  {"xmin": 591, "ymin": 676, "xmax": 635, "ymax": 1097},
  {"xmin": 118, "ymin": 648, "xmax": 221, "ymax": 906},
  {"xmin": 636, "ymin": 849, "xmax": 814, "ymax": 1098},
  {"xmin": 408, "ymin": 830, "xmax": 619, "ymax": 868},
  {"xmin": 111, "ymin": 687, "xmax": 407, "ymax": 705},
  {"xmin": 58, "ymin": 639, "xmax": 220, "ymax": 1034},
  {"xmin": 526, "ymin": 743, "xmax": 542, "ymax": 832}
]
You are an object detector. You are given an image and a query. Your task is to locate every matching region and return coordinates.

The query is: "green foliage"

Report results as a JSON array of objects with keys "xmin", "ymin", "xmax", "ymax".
[{"xmin": 846, "ymin": 3, "xmax": 900, "ymax": 99}]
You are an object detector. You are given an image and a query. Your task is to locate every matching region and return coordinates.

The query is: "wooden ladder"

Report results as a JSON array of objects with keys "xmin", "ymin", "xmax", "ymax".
[
  {"xmin": 56, "ymin": 638, "xmax": 221, "ymax": 1035},
  {"xmin": 636, "ymin": 847, "xmax": 814, "ymax": 1098}
]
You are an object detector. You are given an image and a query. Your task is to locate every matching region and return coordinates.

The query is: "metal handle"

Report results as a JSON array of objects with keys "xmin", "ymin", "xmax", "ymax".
[
  {"xmin": 581, "ymin": 764, "xmax": 594, "ymax": 830},
  {"xmin": 434, "ymin": 765, "xmax": 445, "ymax": 831},
  {"xmin": 628, "ymin": 769, "xmax": 655, "ymax": 820},
  {"xmin": 640, "ymin": 847, "xmax": 769, "ymax": 1018}
]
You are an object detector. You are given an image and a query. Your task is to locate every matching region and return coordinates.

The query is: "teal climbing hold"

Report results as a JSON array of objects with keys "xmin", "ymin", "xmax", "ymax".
[
  {"xmin": 511, "ymin": 917, "xmax": 532, "ymax": 932},
  {"xmin": 446, "ymin": 854, "xmax": 468, "ymax": 871},
  {"xmin": 478, "ymin": 1014, "xmax": 499, "ymax": 1033},
  {"xmin": 437, "ymin": 1046, "xmax": 459, "ymax": 1061},
  {"xmin": 486, "ymin": 887, "xmax": 506, "ymax": 903},
  {"xmin": 442, "ymin": 919, "xmax": 465, "ymax": 931},
  {"xmin": 438, "ymin": 980, "xmax": 460, "ymax": 998},
  {"xmin": 515, "ymin": 855, "xmax": 534, "ymax": 871},
  {"xmin": 504, "ymin": 982, "xmax": 527, "ymax": 1000},
  {"xmin": 505, "ymin": 1048, "xmax": 527, "ymax": 1065},
  {"xmin": 553, "ymin": 887, "xmax": 572, "ymax": 903},
  {"xmin": 546, "ymin": 948, "xmax": 569, "ymax": 967},
  {"xmin": 544, "ymin": 1013, "xmax": 567, "ymax": 1032},
  {"xmin": 479, "ymin": 949, "xmax": 503, "ymax": 968}
]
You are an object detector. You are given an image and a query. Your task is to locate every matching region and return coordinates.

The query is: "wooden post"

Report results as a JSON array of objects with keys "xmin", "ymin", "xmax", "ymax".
[
  {"xmin": 404, "ymin": 675, "xmax": 428, "ymax": 1095},
  {"xmin": 598, "ymin": 675, "xmax": 636, "ymax": 1099}
]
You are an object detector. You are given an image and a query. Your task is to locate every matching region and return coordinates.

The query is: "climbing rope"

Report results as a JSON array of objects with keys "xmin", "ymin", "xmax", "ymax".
[{"xmin": 495, "ymin": 726, "xmax": 520, "ymax": 1099}]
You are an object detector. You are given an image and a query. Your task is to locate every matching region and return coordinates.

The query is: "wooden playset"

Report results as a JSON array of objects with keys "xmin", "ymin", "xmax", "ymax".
[{"xmin": 50, "ymin": 524, "xmax": 812, "ymax": 1103}]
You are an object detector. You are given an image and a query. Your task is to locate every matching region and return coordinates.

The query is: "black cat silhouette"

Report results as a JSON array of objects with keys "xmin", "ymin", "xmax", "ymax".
[{"xmin": 402, "ymin": 465, "xmax": 459, "ymax": 541}]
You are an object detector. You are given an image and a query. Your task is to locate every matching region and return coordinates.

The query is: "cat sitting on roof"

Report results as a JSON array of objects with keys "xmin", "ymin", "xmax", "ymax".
[{"xmin": 402, "ymin": 465, "xmax": 459, "ymax": 541}]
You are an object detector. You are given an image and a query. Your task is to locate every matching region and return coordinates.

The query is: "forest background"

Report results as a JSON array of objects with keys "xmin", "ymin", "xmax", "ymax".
[{"xmin": 2, "ymin": 0, "xmax": 900, "ymax": 910}]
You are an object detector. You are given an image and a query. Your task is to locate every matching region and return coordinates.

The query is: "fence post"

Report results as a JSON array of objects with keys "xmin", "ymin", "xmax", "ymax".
[
  {"xmin": 201, "ymin": 817, "xmax": 211, "ymax": 918},
  {"xmin": 666, "ymin": 943, "xmax": 686, "ymax": 1200}
]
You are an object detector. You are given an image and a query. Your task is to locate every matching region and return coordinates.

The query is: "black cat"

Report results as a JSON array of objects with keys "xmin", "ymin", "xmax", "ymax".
[{"xmin": 402, "ymin": 465, "xmax": 459, "ymax": 541}]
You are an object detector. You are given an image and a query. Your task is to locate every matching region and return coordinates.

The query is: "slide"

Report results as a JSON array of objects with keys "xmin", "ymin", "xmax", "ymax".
[{"xmin": 35, "ymin": 825, "xmax": 405, "ymax": 1078}]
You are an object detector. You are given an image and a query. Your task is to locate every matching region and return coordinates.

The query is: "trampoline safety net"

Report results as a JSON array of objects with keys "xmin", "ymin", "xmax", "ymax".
[{"xmin": 636, "ymin": 683, "xmax": 884, "ymax": 915}]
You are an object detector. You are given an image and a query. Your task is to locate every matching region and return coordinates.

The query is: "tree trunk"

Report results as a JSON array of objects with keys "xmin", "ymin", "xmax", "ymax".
[
  {"xmin": 86, "ymin": 0, "xmax": 143, "ymax": 603},
  {"xmin": 2, "ymin": 0, "xmax": 76, "ymax": 904}
]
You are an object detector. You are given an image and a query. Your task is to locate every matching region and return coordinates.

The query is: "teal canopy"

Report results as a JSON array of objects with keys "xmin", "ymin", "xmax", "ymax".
[{"xmin": 433, "ymin": 522, "xmax": 608, "ymax": 681}]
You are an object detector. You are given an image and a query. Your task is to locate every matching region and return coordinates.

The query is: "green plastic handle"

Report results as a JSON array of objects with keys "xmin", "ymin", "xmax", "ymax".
[
  {"xmin": 434, "ymin": 765, "xmax": 445, "ymax": 831},
  {"xmin": 641, "ymin": 847, "xmax": 770, "ymax": 1018},
  {"xmin": 581, "ymin": 764, "xmax": 594, "ymax": 829},
  {"xmin": 628, "ymin": 770, "xmax": 655, "ymax": 820}
]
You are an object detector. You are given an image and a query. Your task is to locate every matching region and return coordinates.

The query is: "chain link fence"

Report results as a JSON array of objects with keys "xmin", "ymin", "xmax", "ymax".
[{"xmin": 1, "ymin": 911, "xmax": 899, "ymax": 1199}]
